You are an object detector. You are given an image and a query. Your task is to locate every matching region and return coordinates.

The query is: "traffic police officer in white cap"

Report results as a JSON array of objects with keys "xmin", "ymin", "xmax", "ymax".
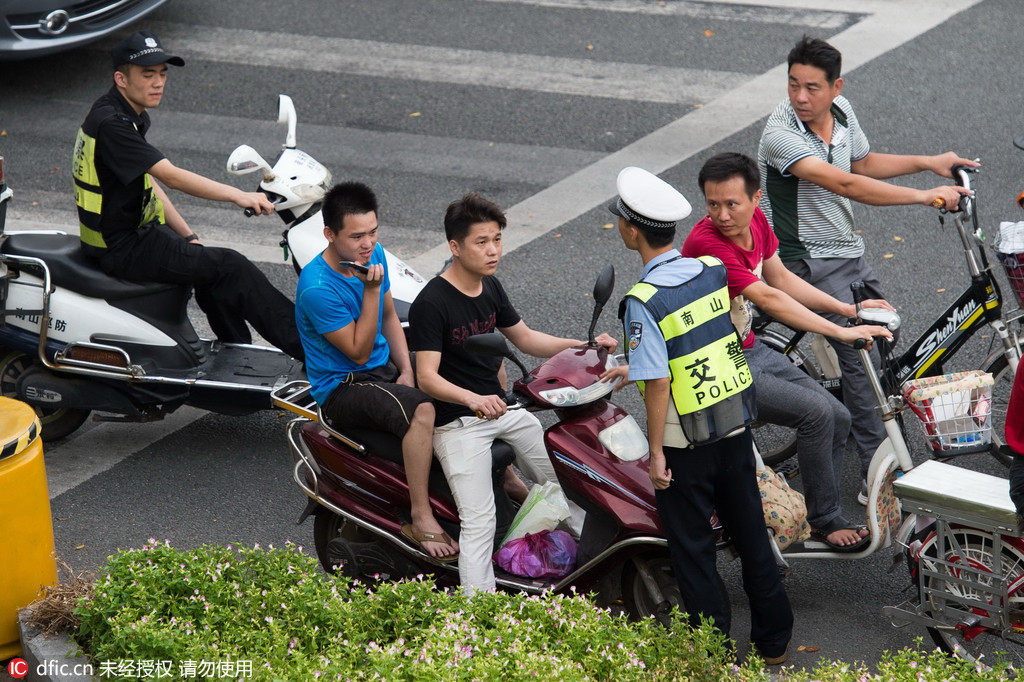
[{"xmin": 603, "ymin": 166, "xmax": 793, "ymax": 665}]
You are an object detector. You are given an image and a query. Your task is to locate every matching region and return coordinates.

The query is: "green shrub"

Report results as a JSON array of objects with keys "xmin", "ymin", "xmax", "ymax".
[
  {"xmin": 75, "ymin": 540, "xmax": 742, "ymax": 680},
  {"xmin": 73, "ymin": 541, "xmax": 1016, "ymax": 681}
]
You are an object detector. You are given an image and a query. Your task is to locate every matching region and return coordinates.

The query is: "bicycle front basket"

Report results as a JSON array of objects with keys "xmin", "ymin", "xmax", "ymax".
[{"xmin": 902, "ymin": 370, "xmax": 994, "ymax": 454}]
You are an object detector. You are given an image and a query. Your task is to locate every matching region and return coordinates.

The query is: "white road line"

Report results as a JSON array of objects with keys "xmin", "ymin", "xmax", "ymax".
[
  {"xmin": 148, "ymin": 113, "xmax": 607, "ymax": 187},
  {"xmin": 406, "ymin": 0, "xmax": 985, "ymax": 276},
  {"xmin": 6, "ymin": 99, "xmax": 605, "ymax": 188},
  {"xmin": 476, "ymin": 0, "xmax": 854, "ymax": 28},
  {"xmin": 482, "ymin": 0, "xmax": 910, "ymax": 13},
  {"xmin": 45, "ymin": 407, "xmax": 207, "ymax": 499},
  {"xmin": 146, "ymin": 21, "xmax": 747, "ymax": 105}
]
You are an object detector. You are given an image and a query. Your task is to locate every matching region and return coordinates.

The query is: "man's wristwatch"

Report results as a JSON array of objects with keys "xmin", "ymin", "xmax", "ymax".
[{"xmin": 184, "ymin": 233, "xmax": 200, "ymax": 242}]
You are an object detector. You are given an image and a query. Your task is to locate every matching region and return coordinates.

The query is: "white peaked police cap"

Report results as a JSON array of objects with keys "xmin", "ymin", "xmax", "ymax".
[{"xmin": 607, "ymin": 166, "xmax": 692, "ymax": 231}]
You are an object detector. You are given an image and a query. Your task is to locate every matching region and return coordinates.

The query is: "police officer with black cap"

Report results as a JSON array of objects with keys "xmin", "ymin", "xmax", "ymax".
[
  {"xmin": 71, "ymin": 30, "xmax": 304, "ymax": 359},
  {"xmin": 602, "ymin": 167, "xmax": 792, "ymax": 665}
]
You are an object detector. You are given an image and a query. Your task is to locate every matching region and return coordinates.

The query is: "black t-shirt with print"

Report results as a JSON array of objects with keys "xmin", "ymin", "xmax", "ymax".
[{"xmin": 408, "ymin": 275, "xmax": 521, "ymax": 425}]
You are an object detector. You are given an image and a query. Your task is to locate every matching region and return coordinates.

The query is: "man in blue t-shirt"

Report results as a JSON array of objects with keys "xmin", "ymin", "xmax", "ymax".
[{"xmin": 295, "ymin": 182, "xmax": 457, "ymax": 561}]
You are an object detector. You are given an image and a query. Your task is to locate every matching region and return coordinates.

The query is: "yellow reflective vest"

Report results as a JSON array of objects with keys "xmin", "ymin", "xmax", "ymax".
[
  {"xmin": 620, "ymin": 255, "xmax": 756, "ymax": 444},
  {"xmin": 72, "ymin": 104, "xmax": 165, "ymax": 250}
]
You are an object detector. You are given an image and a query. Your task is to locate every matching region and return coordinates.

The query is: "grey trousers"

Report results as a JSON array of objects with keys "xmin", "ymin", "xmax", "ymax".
[
  {"xmin": 747, "ymin": 341, "xmax": 851, "ymax": 530},
  {"xmin": 784, "ymin": 256, "xmax": 887, "ymax": 478}
]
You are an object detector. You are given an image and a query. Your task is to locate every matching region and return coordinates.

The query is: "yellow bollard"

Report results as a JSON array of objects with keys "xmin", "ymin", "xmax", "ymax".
[{"xmin": 0, "ymin": 398, "xmax": 57, "ymax": 659}]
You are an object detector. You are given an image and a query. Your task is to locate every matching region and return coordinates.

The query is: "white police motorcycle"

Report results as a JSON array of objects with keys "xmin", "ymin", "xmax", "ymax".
[
  {"xmin": 226, "ymin": 95, "xmax": 426, "ymax": 320},
  {"xmin": 0, "ymin": 95, "xmax": 425, "ymax": 441}
]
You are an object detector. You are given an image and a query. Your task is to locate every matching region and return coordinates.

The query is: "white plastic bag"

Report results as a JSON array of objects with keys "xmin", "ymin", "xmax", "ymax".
[{"xmin": 499, "ymin": 482, "xmax": 571, "ymax": 546}]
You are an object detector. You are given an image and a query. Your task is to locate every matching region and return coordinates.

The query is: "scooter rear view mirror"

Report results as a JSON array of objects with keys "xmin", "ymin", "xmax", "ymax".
[
  {"xmin": 278, "ymin": 94, "xmax": 297, "ymax": 149},
  {"xmin": 464, "ymin": 333, "xmax": 510, "ymax": 358},
  {"xmin": 588, "ymin": 264, "xmax": 615, "ymax": 345},
  {"xmin": 226, "ymin": 145, "xmax": 275, "ymax": 181},
  {"xmin": 465, "ymin": 333, "xmax": 534, "ymax": 383},
  {"xmin": 592, "ymin": 263, "xmax": 615, "ymax": 306}
]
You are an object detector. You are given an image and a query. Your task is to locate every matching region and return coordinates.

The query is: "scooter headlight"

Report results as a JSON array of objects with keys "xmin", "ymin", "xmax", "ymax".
[
  {"xmin": 538, "ymin": 353, "xmax": 621, "ymax": 407},
  {"xmin": 598, "ymin": 414, "xmax": 649, "ymax": 462}
]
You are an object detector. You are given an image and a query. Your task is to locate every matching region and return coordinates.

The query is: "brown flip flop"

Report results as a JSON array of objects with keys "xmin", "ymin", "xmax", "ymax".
[{"xmin": 401, "ymin": 524, "xmax": 460, "ymax": 563}]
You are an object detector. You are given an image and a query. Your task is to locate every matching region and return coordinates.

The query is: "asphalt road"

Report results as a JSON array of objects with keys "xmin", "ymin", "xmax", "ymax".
[{"xmin": 2, "ymin": 0, "xmax": 1024, "ymax": 674}]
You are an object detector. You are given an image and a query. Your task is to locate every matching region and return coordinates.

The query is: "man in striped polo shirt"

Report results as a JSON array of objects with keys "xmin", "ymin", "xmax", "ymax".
[{"xmin": 758, "ymin": 36, "xmax": 976, "ymax": 499}]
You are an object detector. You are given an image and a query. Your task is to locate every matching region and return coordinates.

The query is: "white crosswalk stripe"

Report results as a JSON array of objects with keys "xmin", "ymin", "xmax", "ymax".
[
  {"xmin": 476, "ymin": 0, "xmax": 854, "ymax": 27},
  {"xmin": 147, "ymin": 21, "xmax": 746, "ymax": 105}
]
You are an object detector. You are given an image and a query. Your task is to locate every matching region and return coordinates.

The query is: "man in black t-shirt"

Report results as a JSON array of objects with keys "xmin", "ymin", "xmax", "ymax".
[
  {"xmin": 408, "ymin": 193, "xmax": 617, "ymax": 594},
  {"xmin": 71, "ymin": 30, "xmax": 302, "ymax": 358}
]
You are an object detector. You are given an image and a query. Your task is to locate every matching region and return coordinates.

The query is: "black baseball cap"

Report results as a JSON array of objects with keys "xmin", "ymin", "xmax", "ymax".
[{"xmin": 111, "ymin": 31, "xmax": 184, "ymax": 68}]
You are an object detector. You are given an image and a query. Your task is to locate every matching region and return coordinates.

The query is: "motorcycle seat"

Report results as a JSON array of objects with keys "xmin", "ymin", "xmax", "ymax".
[
  {"xmin": 1, "ymin": 233, "xmax": 181, "ymax": 301},
  {"xmin": 327, "ymin": 420, "xmax": 516, "ymax": 472}
]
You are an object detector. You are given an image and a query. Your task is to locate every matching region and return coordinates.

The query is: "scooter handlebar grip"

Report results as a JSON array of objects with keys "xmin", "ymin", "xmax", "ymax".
[{"xmin": 244, "ymin": 207, "xmax": 256, "ymax": 217}]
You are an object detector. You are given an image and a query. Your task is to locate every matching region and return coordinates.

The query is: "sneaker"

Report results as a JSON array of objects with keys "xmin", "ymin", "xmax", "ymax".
[
  {"xmin": 762, "ymin": 650, "xmax": 788, "ymax": 666},
  {"xmin": 857, "ymin": 479, "xmax": 868, "ymax": 506}
]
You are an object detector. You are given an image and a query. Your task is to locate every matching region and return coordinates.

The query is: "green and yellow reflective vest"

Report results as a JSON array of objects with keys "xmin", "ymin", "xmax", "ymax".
[
  {"xmin": 620, "ymin": 255, "xmax": 756, "ymax": 445},
  {"xmin": 72, "ymin": 104, "xmax": 165, "ymax": 250}
]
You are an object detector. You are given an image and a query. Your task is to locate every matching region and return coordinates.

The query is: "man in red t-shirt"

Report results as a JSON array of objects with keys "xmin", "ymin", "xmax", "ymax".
[{"xmin": 681, "ymin": 153, "xmax": 891, "ymax": 551}]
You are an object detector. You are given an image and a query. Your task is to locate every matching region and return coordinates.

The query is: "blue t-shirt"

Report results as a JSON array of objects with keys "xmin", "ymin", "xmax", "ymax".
[{"xmin": 295, "ymin": 243, "xmax": 391, "ymax": 404}]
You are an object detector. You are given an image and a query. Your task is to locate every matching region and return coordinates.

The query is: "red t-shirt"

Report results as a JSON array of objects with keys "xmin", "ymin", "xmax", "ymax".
[
  {"xmin": 681, "ymin": 207, "xmax": 778, "ymax": 349},
  {"xmin": 1007, "ymin": 362, "xmax": 1024, "ymax": 455}
]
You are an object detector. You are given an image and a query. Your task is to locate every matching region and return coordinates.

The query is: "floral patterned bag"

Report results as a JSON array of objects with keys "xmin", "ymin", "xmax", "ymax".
[{"xmin": 757, "ymin": 466, "xmax": 810, "ymax": 550}]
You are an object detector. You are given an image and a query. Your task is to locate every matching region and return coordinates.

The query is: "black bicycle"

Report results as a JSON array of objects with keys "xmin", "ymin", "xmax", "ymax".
[{"xmin": 753, "ymin": 165, "xmax": 1022, "ymax": 468}]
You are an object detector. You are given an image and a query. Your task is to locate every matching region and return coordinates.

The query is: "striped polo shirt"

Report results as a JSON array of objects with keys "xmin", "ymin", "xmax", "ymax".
[{"xmin": 757, "ymin": 95, "xmax": 870, "ymax": 261}]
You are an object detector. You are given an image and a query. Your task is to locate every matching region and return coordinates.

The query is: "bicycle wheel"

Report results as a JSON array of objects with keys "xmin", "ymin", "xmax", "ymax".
[
  {"xmin": 918, "ymin": 527, "xmax": 1024, "ymax": 665},
  {"xmin": 750, "ymin": 336, "xmax": 820, "ymax": 467},
  {"xmin": 983, "ymin": 354, "xmax": 1015, "ymax": 467}
]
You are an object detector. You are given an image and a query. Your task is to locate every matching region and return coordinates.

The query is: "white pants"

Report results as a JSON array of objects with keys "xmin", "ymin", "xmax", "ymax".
[{"xmin": 433, "ymin": 409, "xmax": 558, "ymax": 595}]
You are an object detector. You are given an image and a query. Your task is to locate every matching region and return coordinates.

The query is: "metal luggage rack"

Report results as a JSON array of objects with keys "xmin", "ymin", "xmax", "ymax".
[
  {"xmin": 272, "ymin": 380, "xmax": 319, "ymax": 421},
  {"xmin": 886, "ymin": 517, "xmax": 1024, "ymax": 640},
  {"xmin": 925, "ymin": 521, "xmax": 1014, "ymax": 630},
  {"xmin": 884, "ymin": 460, "xmax": 1024, "ymax": 639},
  {"xmin": 272, "ymin": 380, "xmax": 374, "ymax": 456}
]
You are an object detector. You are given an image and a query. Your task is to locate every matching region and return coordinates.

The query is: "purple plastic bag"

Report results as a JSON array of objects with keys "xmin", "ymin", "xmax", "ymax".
[{"xmin": 493, "ymin": 530, "xmax": 577, "ymax": 579}]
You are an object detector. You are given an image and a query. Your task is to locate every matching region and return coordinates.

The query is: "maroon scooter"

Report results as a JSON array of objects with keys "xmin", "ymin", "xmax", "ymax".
[{"xmin": 273, "ymin": 265, "xmax": 704, "ymax": 618}]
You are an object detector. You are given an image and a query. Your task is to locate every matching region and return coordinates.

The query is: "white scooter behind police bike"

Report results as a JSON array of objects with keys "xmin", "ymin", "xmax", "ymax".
[
  {"xmin": 224, "ymin": 94, "xmax": 426, "ymax": 324},
  {"xmin": 0, "ymin": 97, "xmax": 427, "ymax": 441},
  {"xmin": 0, "ymin": 153, "xmax": 314, "ymax": 441}
]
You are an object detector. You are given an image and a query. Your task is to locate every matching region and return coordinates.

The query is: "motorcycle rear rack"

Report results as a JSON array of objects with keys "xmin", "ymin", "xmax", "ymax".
[
  {"xmin": 272, "ymin": 380, "xmax": 319, "ymax": 420},
  {"xmin": 918, "ymin": 539, "xmax": 1019, "ymax": 635},
  {"xmin": 894, "ymin": 460, "xmax": 1021, "ymax": 537},
  {"xmin": 884, "ymin": 521, "xmax": 1024, "ymax": 638},
  {"xmin": 1, "ymin": 252, "xmax": 55, "ymax": 361},
  {"xmin": 885, "ymin": 460, "xmax": 1024, "ymax": 637},
  {"xmin": 274, "ymin": 381, "xmax": 376, "ymax": 455}
]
